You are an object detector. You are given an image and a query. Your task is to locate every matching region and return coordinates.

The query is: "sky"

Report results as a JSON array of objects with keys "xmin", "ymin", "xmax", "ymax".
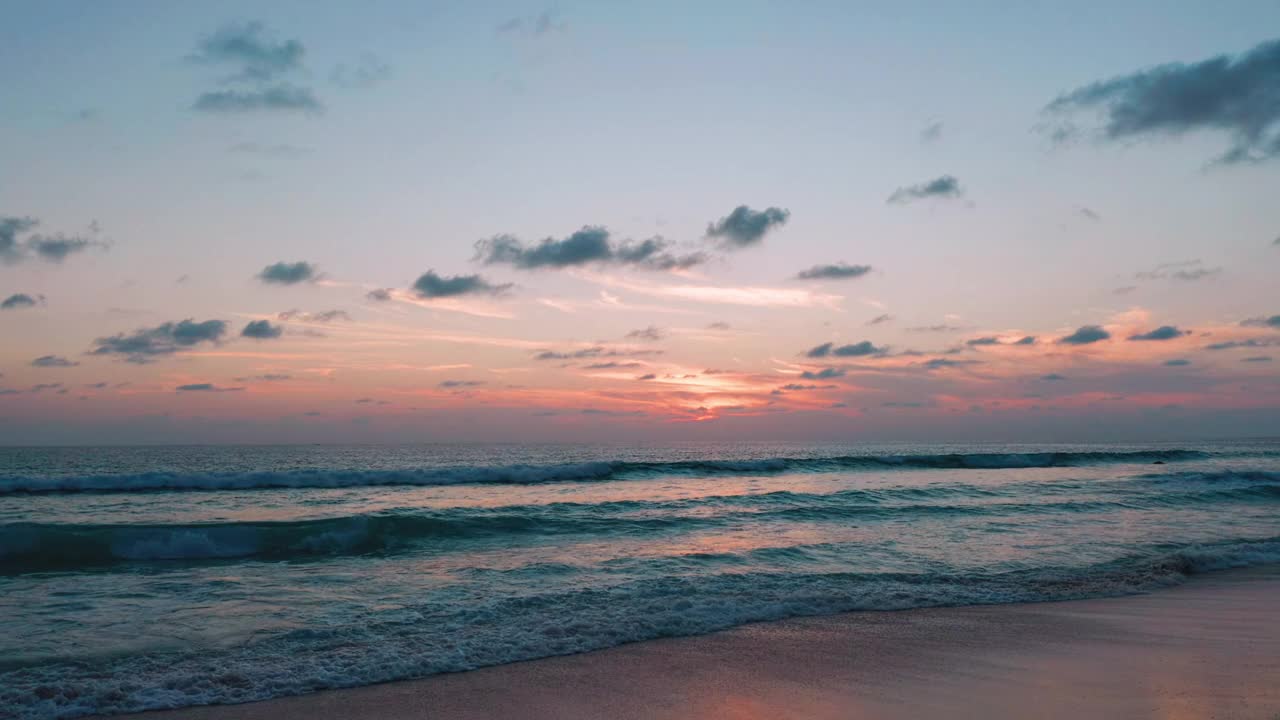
[{"xmin": 2, "ymin": 1, "xmax": 1279, "ymax": 444}]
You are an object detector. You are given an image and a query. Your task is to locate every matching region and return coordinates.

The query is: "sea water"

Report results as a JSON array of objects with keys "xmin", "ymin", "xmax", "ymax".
[{"xmin": 2, "ymin": 440, "xmax": 1279, "ymax": 718}]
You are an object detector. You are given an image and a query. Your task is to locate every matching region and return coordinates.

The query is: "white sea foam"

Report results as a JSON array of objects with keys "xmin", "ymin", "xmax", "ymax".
[{"xmin": 5, "ymin": 538, "xmax": 1279, "ymax": 719}]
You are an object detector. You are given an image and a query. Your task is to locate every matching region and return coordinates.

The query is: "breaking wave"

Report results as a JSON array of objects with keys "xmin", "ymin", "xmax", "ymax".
[{"xmin": 5, "ymin": 470, "xmax": 1277, "ymax": 573}]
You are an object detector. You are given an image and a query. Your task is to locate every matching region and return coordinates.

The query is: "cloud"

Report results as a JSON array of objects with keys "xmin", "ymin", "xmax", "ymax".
[
  {"xmin": 241, "ymin": 319, "xmax": 284, "ymax": 339},
  {"xmin": 1163, "ymin": 358, "xmax": 1192, "ymax": 366},
  {"xmin": 867, "ymin": 314, "xmax": 893, "ymax": 326},
  {"xmin": 907, "ymin": 324, "xmax": 967, "ymax": 333},
  {"xmin": 1077, "ymin": 207, "xmax": 1101, "ymax": 221},
  {"xmin": 614, "ymin": 281, "xmax": 840, "ymax": 309},
  {"xmin": 583, "ymin": 361, "xmax": 644, "ymax": 370},
  {"xmin": 194, "ymin": 85, "xmax": 323, "ymax": 113},
  {"xmin": 920, "ymin": 121, "xmax": 943, "ymax": 143},
  {"xmin": 0, "ymin": 216, "xmax": 38, "ymax": 259},
  {"xmin": 636, "ymin": 373, "xmax": 657, "ymax": 381},
  {"xmin": 922, "ymin": 358, "xmax": 980, "ymax": 370},
  {"xmin": 30, "ymin": 383, "xmax": 63, "ymax": 393},
  {"xmin": 574, "ymin": 408, "xmax": 646, "ymax": 418},
  {"xmin": 776, "ymin": 383, "xmax": 836, "ymax": 392},
  {"xmin": 191, "ymin": 21, "xmax": 304, "ymax": 82},
  {"xmin": 31, "ymin": 355, "xmax": 78, "ymax": 368},
  {"xmin": 1128, "ymin": 325, "xmax": 1186, "ymax": 341},
  {"xmin": 1043, "ymin": 38, "xmax": 1280, "ymax": 164},
  {"xmin": 439, "ymin": 379, "xmax": 485, "ymax": 388},
  {"xmin": 1134, "ymin": 260, "xmax": 1223, "ymax": 282},
  {"xmin": 707, "ymin": 321, "xmax": 731, "ymax": 331},
  {"xmin": 476, "ymin": 228, "xmax": 604, "ymax": 268},
  {"xmin": 412, "ymin": 271, "xmax": 512, "ymax": 299},
  {"xmin": 89, "ymin": 319, "xmax": 228, "ymax": 363},
  {"xmin": 1, "ymin": 216, "xmax": 103, "ymax": 264},
  {"xmin": 278, "ymin": 309, "xmax": 350, "ymax": 323},
  {"xmin": 887, "ymin": 175, "xmax": 963, "ymax": 204},
  {"xmin": 1, "ymin": 293, "xmax": 42, "ymax": 310},
  {"xmin": 1113, "ymin": 286, "xmax": 1138, "ymax": 295},
  {"xmin": 804, "ymin": 341, "xmax": 886, "ymax": 358},
  {"xmin": 625, "ymin": 325, "xmax": 664, "ymax": 341},
  {"xmin": 1040, "ymin": 373, "xmax": 1068, "ymax": 381},
  {"xmin": 258, "ymin": 261, "xmax": 318, "ymax": 285},
  {"xmin": 705, "ymin": 206, "xmax": 791, "ymax": 248},
  {"xmin": 834, "ymin": 341, "xmax": 885, "ymax": 357},
  {"xmin": 497, "ymin": 10, "xmax": 567, "ymax": 36},
  {"xmin": 800, "ymin": 367, "xmax": 846, "ymax": 380},
  {"xmin": 536, "ymin": 349, "xmax": 595, "ymax": 361},
  {"xmin": 189, "ymin": 22, "xmax": 323, "ymax": 114},
  {"xmin": 475, "ymin": 227, "xmax": 705, "ymax": 271},
  {"xmin": 966, "ymin": 336, "xmax": 1001, "ymax": 346},
  {"xmin": 176, "ymin": 383, "xmax": 244, "ymax": 392},
  {"xmin": 1242, "ymin": 355, "xmax": 1274, "ymax": 362},
  {"xmin": 1015, "ymin": 336, "xmax": 1037, "ymax": 345},
  {"xmin": 28, "ymin": 234, "xmax": 95, "ymax": 261},
  {"xmin": 1059, "ymin": 325, "xmax": 1111, "ymax": 345},
  {"xmin": 614, "ymin": 236, "xmax": 709, "ymax": 270},
  {"xmin": 1205, "ymin": 338, "xmax": 1280, "ymax": 351},
  {"xmin": 1170, "ymin": 268, "xmax": 1219, "ymax": 281},
  {"xmin": 366, "ymin": 288, "xmax": 393, "ymax": 302},
  {"xmin": 534, "ymin": 347, "xmax": 663, "ymax": 361},
  {"xmin": 1241, "ymin": 315, "xmax": 1280, "ymax": 329},
  {"xmin": 331, "ymin": 53, "xmax": 391, "ymax": 89},
  {"xmin": 235, "ymin": 373, "xmax": 292, "ymax": 382},
  {"xmin": 795, "ymin": 263, "xmax": 873, "ymax": 281}
]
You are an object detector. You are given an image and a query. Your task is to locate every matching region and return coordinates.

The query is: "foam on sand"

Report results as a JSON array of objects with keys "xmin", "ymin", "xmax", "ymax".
[{"xmin": 105, "ymin": 566, "xmax": 1280, "ymax": 720}]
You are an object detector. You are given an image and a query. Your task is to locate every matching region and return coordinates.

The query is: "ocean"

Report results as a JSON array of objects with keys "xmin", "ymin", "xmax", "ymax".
[{"xmin": 2, "ymin": 440, "xmax": 1279, "ymax": 719}]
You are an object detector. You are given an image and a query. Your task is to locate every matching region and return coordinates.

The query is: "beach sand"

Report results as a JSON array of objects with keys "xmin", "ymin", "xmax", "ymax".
[{"xmin": 117, "ymin": 566, "xmax": 1280, "ymax": 720}]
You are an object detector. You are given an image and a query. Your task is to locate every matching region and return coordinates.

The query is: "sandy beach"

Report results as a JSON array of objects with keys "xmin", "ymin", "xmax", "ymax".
[{"xmin": 114, "ymin": 565, "xmax": 1280, "ymax": 720}]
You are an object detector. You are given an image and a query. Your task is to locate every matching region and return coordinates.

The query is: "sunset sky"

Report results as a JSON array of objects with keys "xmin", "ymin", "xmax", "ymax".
[{"xmin": 2, "ymin": 1, "xmax": 1279, "ymax": 444}]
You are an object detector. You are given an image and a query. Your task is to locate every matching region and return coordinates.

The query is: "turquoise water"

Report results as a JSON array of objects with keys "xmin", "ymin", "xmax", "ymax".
[{"xmin": 2, "ymin": 440, "xmax": 1279, "ymax": 718}]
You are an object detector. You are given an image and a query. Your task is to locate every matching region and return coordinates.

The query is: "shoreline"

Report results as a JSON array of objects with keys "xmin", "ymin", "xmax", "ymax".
[{"xmin": 114, "ymin": 565, "xmax": 1280, "ymax": 720}]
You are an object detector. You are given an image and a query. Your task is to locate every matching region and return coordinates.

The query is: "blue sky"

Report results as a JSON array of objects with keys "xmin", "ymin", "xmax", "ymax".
[{"xmin": 2, "ymin": 2, "xmax": 1279, "ymax": 444}]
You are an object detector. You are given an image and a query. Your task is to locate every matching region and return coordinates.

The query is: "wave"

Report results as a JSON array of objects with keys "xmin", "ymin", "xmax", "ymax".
[
  {"xmin": 0, "ymin": 513, "xmax": 607, "ymax": 572},
  {"xmin": 5, "ymin": 536, "xmax": 1279, "ymax": 719},
  {"xmin": 1133, "ymin": 469, "xmax": 1280, "ymax": 484},
  {"xmin": 0, "ymin": 449, "xmax": 1217, "ymax": 494},
  {"xmin": 7, "ymin": 476, "xmax": 1278, "ymax": 573}
]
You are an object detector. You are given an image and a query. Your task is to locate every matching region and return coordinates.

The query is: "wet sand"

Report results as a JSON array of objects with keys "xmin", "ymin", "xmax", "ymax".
[{"xmin": 118, "ymin": 566, "xmax": 1280, "ymax": 720}]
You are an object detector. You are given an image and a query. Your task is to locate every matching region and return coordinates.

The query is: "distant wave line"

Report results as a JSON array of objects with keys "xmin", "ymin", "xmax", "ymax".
[
  {"xmin": 4, "ymin": 471, "xmax": 1277, "ymax": 572},
  {"xmin": 0, "ymin": 449, "xmax": 1238, "ymax": 494}
]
